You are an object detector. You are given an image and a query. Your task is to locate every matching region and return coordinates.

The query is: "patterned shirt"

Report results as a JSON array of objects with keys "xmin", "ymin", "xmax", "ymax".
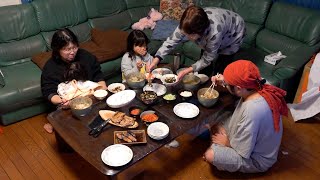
[{"xmin": 155, "ymin": 7, "xmax": 246, "ymax": 72}]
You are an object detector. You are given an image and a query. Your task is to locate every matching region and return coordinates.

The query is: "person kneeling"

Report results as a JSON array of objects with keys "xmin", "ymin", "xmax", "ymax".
[{"xmin": 203, "ymin": 60, "xmax": 288, "ymax": 173}]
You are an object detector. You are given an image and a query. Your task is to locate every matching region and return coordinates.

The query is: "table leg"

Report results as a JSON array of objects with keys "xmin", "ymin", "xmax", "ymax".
[{"xmin": 55, "ymin": 132, "xmax": 74, "ymax": 153}]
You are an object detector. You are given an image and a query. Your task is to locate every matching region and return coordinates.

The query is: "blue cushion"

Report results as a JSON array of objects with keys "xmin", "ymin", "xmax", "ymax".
[{"xmin": 151, "ymin": 20, "xmax": 188, "ymax": 41}]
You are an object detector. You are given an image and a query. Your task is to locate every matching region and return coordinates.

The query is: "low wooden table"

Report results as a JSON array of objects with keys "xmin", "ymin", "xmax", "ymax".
[{"xmin": 47, "ymin": 84, "xmax": 236, "ymax": 178}]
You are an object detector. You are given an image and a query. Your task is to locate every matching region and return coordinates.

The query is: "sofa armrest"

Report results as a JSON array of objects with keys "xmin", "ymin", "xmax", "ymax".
[{"xmin": 273, "ymin": 44, "xmax": 320, "ymax": 80}]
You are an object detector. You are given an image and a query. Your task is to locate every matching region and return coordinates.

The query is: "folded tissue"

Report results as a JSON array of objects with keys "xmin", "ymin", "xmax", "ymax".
[{"xmin": 264, "ymin": 51, "xmax": 286, "ymax": 65}]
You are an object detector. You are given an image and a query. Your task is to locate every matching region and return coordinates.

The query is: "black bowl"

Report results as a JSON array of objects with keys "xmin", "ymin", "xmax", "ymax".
[
  {"xmin": 163, "ymin": 93, "xmax": 177, "ymax": 103},
  {"xmin": 178, "ymin": 89, "xmax": 193, "ymax": 101},
  {"xmin": 140, "ymin": 91, "xmax": 158, "ymax": 105},
  {"xmin": 129, "ymin": 106, "xmax": 144, "ymax": 118}
]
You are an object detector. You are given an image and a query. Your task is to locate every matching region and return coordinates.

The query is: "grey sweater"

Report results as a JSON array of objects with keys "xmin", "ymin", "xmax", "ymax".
[{"xmin": 121, "ymin": 52, "xmax": 153, "ymax": 77}]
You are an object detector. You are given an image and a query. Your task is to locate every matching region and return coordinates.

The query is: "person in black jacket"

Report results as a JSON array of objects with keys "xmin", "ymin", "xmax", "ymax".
[{"xmin": 41, "ymin": 28, "xmax": 107, "ymax": 108}]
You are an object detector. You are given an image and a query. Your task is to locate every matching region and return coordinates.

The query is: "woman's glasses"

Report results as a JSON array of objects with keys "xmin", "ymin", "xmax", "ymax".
[{"xmin": 62, "ymin": 46, "xmax": 78, "ymax": 53}]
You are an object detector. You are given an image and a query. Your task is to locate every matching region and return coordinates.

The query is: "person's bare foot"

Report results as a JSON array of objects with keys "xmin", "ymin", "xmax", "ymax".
[{"xmin": 44, "ymin": 123, "xmax": 53, "ymax": 133}]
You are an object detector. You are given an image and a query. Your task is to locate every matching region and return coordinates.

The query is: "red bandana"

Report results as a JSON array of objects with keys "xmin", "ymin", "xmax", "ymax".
[{"xmin": 223, "ymin": 60, "xmax": 288, "ymax": 132}]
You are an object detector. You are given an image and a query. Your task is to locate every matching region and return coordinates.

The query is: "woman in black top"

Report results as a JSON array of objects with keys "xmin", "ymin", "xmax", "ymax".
[{"xmin": 41, "ymin": 28, "xmax": 107, "ymax": 108}]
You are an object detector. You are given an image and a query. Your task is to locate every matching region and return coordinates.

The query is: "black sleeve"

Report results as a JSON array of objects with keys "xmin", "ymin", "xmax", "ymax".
[{"xmin": 41, "ymin": 62, "xmax": 61, "ymax": 101}]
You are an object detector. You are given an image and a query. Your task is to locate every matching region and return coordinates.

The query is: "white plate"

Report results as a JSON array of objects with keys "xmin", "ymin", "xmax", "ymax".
[
  {"xmin": 195, "ymin": 74, "xmax": 209, "ymax": 84},
  {"xmin": 108, "ymin": 83, "xmax": 126, "ymax": 93},
  {"xmin": 160, "ymin": 74, "xmax": 178, "ymax": 86},
  {"xmin": 106, "ymin": 90, "xmax": 136, "ymax": 108},
  {"xmin": 147, "ymin": 122, "xmax": 169, "ymax": 140},
  {"xmin": 101, "ymin": 144, "xmax": 133, "ymax": 167},
  {"xmin": 173, "ymin": 103, "xmax": 199, "ymax": 119},
  {"xmin": 143, "ymin": 83, "xmax": 167, "ymax": 96},
  {"xmin": 152, "ymin": 68, "xmax": 173, "ymax": 79}
]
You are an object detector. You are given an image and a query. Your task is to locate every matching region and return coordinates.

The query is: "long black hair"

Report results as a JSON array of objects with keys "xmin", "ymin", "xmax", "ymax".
[
  {"xmin": 126, "ymin": 30, "xmax": 150, "ymax": 59},
  {"xmin": 51, "ymin": 28, "xmax": 79, "ymax": 60}
]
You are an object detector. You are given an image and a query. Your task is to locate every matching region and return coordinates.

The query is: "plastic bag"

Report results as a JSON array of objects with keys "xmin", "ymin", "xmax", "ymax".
[{"xmin": 264, "ymin": 51, "xmax": 287, "ymax": 65}]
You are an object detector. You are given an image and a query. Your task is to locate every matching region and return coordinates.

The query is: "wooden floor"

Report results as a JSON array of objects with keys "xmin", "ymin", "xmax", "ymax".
[{"xmin": 0, "ymin": 113, "xmax": 319, "ymax": 180}]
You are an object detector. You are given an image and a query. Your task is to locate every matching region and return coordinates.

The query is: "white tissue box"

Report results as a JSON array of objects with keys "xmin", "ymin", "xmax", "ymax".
[{"xmin": 264, "ymin": 51, "xmax": 286, "ymax": 65}]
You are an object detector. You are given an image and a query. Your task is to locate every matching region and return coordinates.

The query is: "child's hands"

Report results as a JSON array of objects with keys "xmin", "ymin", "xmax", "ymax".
[{"xmin": 136, "ymin": 60, "xmax": 144, "ymax": 69}]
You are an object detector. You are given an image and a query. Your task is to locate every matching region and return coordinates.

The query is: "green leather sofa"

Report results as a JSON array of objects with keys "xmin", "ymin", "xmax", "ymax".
[{"xmin": 1, "ymin": 0, "xmax": 320, "ymax": 125}]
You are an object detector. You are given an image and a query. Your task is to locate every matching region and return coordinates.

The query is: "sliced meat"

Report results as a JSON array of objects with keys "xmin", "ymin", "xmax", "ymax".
[{"xmin": 111, "ymin": 111, "xmax": 125, "ymax": 123}]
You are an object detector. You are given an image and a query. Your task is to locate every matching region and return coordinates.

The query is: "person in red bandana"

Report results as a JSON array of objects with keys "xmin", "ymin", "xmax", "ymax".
[{"xmin": 203, "ymin": 60, "xmax": 288, "ymax": 172}]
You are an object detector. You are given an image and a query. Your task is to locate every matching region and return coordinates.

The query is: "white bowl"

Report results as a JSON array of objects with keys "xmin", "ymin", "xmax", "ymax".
[
  {"xmin": 143, "ymin": 83, "xmax": 167, "ymax": 96},
  {"xmin": 106, "ymin": 90, "xmax": 136, "ymax": 108},
  {"xmin": 147, "ymin": 122, "xmax": 169, "ymax": 140},
  {"xmin": 161, "ymin": 74, "xmax": 178, "ymax": 86},
  {"xmin": 195, "ymin": 74, "xmax": 209, "ymax": 84},
  {"xmin": 108, "ymin": 83, "xmax": 125, "ymax": 93},
  {"xmin": 93, "ymin": 89, "xmax": 108, "ymax": 100}
]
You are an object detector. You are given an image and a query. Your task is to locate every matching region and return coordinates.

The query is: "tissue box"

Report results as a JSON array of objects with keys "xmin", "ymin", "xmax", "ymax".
[{"xmin": 264, "ymin": 51, "xmax": 286, "ymax": 65}]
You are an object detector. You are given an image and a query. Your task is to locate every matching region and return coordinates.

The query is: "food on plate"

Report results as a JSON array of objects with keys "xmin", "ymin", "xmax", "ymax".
[
  {"xmin": 201, "ymin": 90, "xmax": 219, "ymax": 99},
  {"xmin": 140, "ymin": 91, "xmax": 157, "ymax": 101},
  {"xmin": 163, "ymin": 93, "xmax": 176, "ymax": 100},
  {"xmin": 130, "ymin": 108, "xmax": 141, "ymax": 116},
  {"xmin": 116, "ymin": 131, "xmax": 137, "ymax": 143},
  {"xmin": 141, "ymin": 113, "xmax": 159, "ymax": 122},
  {"xmin": 165, "ymin": 76, "xmax": 176, "ymax": 83},
  {"xmin": 109, "ymin": 111, "xmax": 137, "ymax": 127},
  {"xmin": 112, "ymin": 86, "xmax": 122, "ymax": 93},
  {"xmin": 180, "ymin": 91, "xmax": 192, "ymax": 97},
  {"xmin": 129, "ymin": 76, "xmax": 144, "ymax": 82}
]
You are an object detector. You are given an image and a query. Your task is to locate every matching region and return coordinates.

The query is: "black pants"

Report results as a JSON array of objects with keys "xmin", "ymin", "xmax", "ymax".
[{"xmin": 199, "ymin": 53, "xmax": 235, "ymax": 77}]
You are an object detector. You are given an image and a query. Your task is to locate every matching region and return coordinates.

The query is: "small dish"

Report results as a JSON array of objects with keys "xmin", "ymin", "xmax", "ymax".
[
  {"xmin": 93, "ymin": 89, "xmax": 108, "ymax": 100},
  {"xmin": 178, "ymin": 89, "xmax": 193, "ymax": 101},
  {"xmin": 108, "ymin": 83, "xmax": 125, "ymax": 93},
  {"xmin": 140, "ymin": 110, "xmax": 159, "ymax": 123},
  {"xmin": 114, "ymin": 130, "xmax": 147, "ymax": 145},
  {"xmin": 152, "ymin": 68, "xmax": 173, "ymax": 79},
  {"xmin": 161, "ymin": 74, "xmax": 178, "ymax": 86},
  {"xmin": 140, "ymin": 91, "xmax": 158, "ymax": 105},
  {"xmin": 195, "ymin": 74, "xmax": 209, "ymax": 84},
  {"xmin": 147, "ymin": 122, "xmax": 169, "ymax": 140},
  {"xmin": 101, "ymin": 144, "xmax": 133, "ymax": 167},
  {"xmin": 143, "ymin": 83, "xmax": 167, "ymax": 96},
  {"xmin": 129, "ymin": 106, "xmax": 143, "ymax": 118},
  {"xmin": 163, "ymin": 93, "xmax": 176, "ymax": 103}
]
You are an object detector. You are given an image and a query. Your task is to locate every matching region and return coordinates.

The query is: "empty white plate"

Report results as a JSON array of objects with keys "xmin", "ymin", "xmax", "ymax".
[
  {"xmin": 173, "ymin": 103, "xmax": 199, "ymax": 119},
  {"xmin": 101, "ymin": 144, "xmax": 133, "ymax": 167}
]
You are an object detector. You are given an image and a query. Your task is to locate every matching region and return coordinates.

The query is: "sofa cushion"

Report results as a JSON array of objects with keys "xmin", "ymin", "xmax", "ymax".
[
  {"xmin": 0, "ymin": 61, "xmax": 43, "ymax": 114},
  {"xmin": 0, "ymin": 4, "xmax": 47, "ymax": 66},
  {"xmin": 31, "ymin": 0, "xmax": 88, "ymax": 31},
  {"xmin": 83, "ymin": 0, "xmax": 127, "ymax": 19},
  {"xmin": 91, "ymin": 28, "xmax": 129, "ymax": 61},
  {"xmin": 41, "ymin": 22, "xmax": 92, "ymax": 50},
  {"xmin": 266, "ymin": 2, "xmax": 320, "ymax": 46}
]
